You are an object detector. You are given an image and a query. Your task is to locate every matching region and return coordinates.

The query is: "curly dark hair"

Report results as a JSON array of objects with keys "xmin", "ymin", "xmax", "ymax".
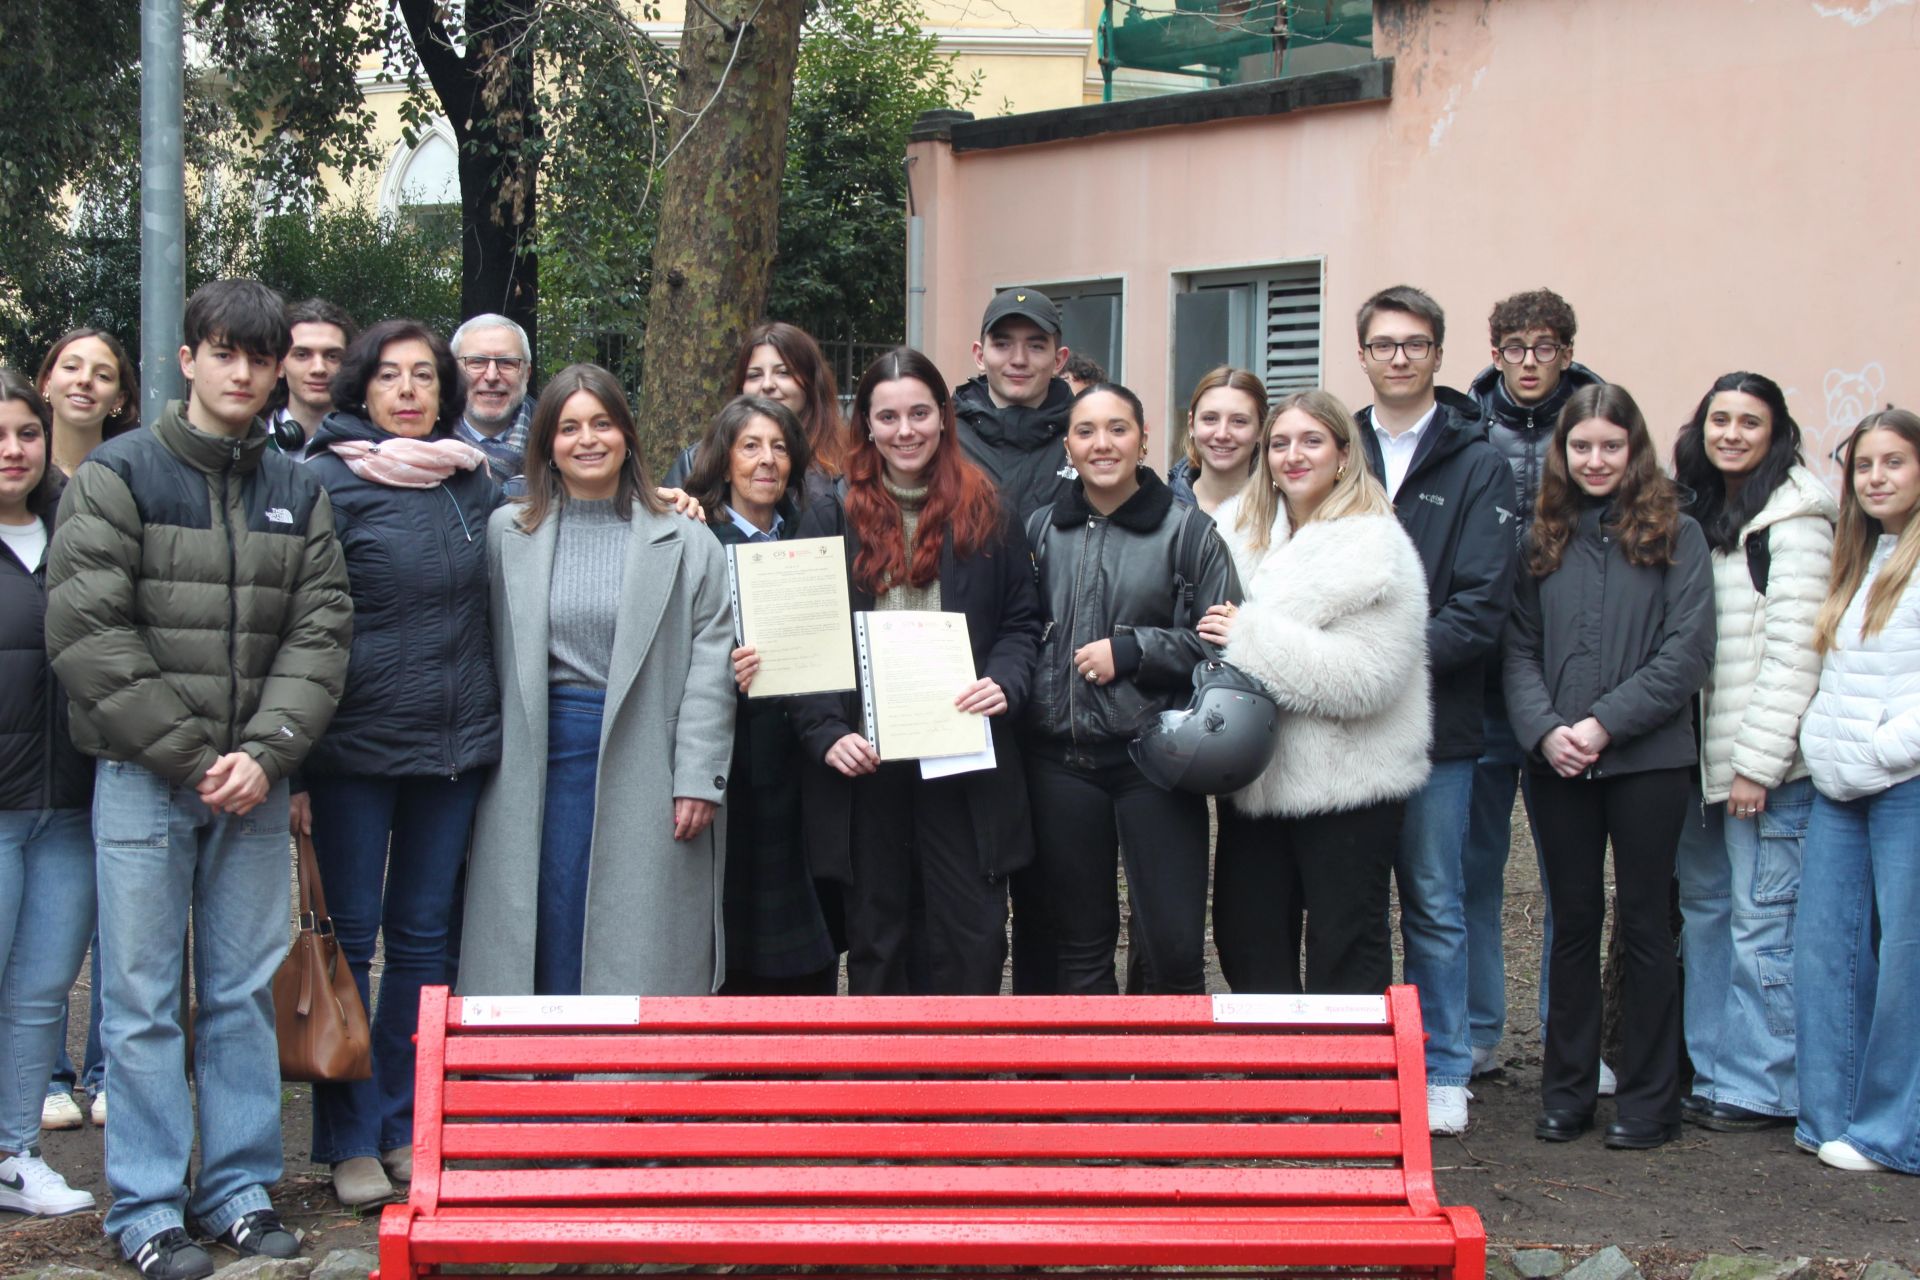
[
  {"xmin": 1487, "ymin": 289, "xmax": 1577, "ymax": 346},
  {"xmin": 329, "ymin": 319, "xmax": 466, "ymax": 436},
  {"xmin": 1528, "ymin": 383, "xmax": 1681, "ymax": 577},
  {"xmin": 1672, "ymin": 372, "xmax": 1804, "ymax": 554}
]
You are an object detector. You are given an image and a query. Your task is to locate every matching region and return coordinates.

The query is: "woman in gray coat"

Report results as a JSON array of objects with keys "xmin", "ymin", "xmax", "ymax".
[{"xmin": 459, "ymin": 364, "xmax": 736, "ymax": 997}]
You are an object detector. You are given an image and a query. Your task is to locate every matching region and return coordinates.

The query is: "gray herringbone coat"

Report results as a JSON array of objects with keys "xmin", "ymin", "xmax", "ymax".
[{"xmin": 457, "ymin": 500, "xmax": 736, "ymax": 997}]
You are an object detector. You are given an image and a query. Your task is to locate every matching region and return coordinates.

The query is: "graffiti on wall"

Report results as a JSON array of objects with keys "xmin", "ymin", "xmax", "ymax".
[{"xmin": 1802, "ymin": 361, "xmax": 1887, "ymax": 483}]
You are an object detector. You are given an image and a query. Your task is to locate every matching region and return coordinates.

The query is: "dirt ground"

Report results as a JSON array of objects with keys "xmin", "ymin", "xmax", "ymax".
[{"xmin": 4, "ymin": 803, "xmax": 1916, "ymax": 1275}]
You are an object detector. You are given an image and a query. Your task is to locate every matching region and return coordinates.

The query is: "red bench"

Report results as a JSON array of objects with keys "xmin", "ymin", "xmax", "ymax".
[{"xmin": 376, "ymin": 983, "xmax": 1483, "ymax": 1280}]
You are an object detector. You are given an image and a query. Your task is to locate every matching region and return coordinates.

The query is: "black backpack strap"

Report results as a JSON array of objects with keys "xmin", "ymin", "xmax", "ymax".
[
  {"xmin": 1745, "ymin": 526, "xmax": 1771, "ymax": 595},
  {"xmin": 1171, "ymin": 506, "xmax": 1211, "ymax": 630}
]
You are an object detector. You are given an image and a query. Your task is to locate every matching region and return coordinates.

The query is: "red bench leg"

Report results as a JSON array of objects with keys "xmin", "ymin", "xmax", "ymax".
[
  {"xmin": 1443, "ymin": 1204, "xmax": 1488, "ymax": 1280},
  {"xmin": 377, "ymin": 1204, "xmax": 417, "ymax": 1280}
]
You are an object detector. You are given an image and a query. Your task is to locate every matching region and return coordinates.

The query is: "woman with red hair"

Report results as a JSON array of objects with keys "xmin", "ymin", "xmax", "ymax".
[{"xmin": 788, "ymin": 347, "xmax": 1042, "ymax": 994}]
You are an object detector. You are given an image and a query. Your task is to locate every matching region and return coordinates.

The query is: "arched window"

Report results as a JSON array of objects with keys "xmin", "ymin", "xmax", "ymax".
[{"xmin": 379, "ymin": 121, "xmax": 461, "ymax": 241}]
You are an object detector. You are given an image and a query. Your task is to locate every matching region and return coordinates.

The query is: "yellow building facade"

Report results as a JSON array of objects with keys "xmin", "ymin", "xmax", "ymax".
[{"xmin": 358, "ymin": 1, "xmax": 1112, "ymax": 221}]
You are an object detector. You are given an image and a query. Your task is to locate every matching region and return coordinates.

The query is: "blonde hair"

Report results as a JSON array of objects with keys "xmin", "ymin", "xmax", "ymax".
[
  {"xmin": 1234, "ymin": 389, "xmax": 1393, "ymax": 550},
  {"xmin": 1815, "ymin": 408, "xmax": 1920, "ymax": 654},
  {"xmin": 1182, "ymin": 365, "xmax": 1269, "ymax": 475}
]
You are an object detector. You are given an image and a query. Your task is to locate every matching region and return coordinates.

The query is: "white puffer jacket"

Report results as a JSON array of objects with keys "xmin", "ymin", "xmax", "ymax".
[
  {"xmin": 1215, "ymin": 495, "xmax": 1433, "ymax": 818},
  {"xmin": 1699, "ymin": 467, "xmax": 1837, "ymax": 802},
  {"xmin": 1799, "ymin": 533, "xmax": 1920, "ymax": 802}
]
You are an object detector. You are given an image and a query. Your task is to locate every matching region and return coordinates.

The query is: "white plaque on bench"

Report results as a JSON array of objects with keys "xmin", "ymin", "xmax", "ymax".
[
  {"xmin": 1211, "ymin": 993, "xmax": 1389, "ymax": 1025},
  {"xmin": 461, "ymin": 996, "xmax": 642, "ymax": 1027}
]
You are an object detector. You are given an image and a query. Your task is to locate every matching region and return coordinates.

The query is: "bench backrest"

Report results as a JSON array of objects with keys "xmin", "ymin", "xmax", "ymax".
[{"xmin": 408, "ymin": 984, "xmax": 1439, "ymax": 1218}]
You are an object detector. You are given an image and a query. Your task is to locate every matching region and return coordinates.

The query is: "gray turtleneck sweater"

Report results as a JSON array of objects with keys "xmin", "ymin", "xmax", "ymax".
[{"xmin": 548, "ymin": 497, "xmax": 629, "ymax": 688}]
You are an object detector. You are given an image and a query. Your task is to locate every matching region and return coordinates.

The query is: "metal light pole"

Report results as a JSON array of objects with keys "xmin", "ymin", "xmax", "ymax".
[{"xmin": 140, "ymin": 0, "xmax": 186, "ymax": 425}]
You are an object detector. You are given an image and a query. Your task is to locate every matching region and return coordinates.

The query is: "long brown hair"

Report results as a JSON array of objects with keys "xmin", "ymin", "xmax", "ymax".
[
  {"xmin": 729, "ymin": 322, "xmax": 846, "ymax": 476},
  {"xmin": 516, "ymin": 364, "xmax": 663, "ymax": 532},
  {"xmin": 1814, "ymin": 408, "xmax": 1920, "ymax": 654},
  {"xmin": 37, "ymin": 329, "xmax": 140, "ymax": 437},
  {"xmin": 1528, "ymin": 383, "xmax": 1679, "ymax": 577},
  {"xmin": 843, "ymin": 347, "xmax": 1001, "ymax": 595}
]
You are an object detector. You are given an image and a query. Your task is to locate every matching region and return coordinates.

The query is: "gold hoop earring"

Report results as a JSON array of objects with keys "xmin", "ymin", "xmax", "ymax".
[{"xmin": 1336, "ymin": 465, "xmax": 1347, "ymax": 479}]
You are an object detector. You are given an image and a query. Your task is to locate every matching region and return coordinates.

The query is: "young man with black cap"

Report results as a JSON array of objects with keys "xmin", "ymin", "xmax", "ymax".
[{"xmin": 954, "ymin": 288, "xmax": 1078, "ymax": 524}]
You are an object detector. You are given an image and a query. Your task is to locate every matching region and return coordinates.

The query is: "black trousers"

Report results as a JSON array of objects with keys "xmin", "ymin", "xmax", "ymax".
[
  {"xmin": 1026, "ymin": 750, "xmax": 1210, "ymax": 994},
  {"xmin": 1213, "ymin": 799, "xmax": 1402, "ymax": 995},
  {"xmin": 844, "ymin": 761, "xmax": 1007, "ymax": 995},
  {"xmin": 1531, "ymin": 766, "xmax": 1689, "ymax": 1121}
]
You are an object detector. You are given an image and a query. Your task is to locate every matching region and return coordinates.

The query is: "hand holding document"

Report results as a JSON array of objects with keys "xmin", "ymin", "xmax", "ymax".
[
  {"xmin": 726, "ymin": 537, "xmax": 857, "ymax": 698},
  {"xmin": 855, "ymin": 611, "xmax": 992, "ymax": 765}
]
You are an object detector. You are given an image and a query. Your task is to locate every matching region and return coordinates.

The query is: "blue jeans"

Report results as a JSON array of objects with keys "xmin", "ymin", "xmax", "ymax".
[
  {"xmin": 48, "ymin": 941, "xmax": 105, "ymax": 1096},
  {"xmin": 1, "ymin": 808, "xmax": 96, "ymax": 1152},
  {"xmin": 306, "ymin": 772, "xmax": 484, "ymax": 1164},
  {"xmin": 537, "ymin": 686, "xmax": 605, "ymax": 997},
  {"xmin": 1676, "ymin": 776, "xmax": 1809, "ymax": 1116},
  {"xmin": 93, "ymin": 760, "xmax": 292, "ymax": 1256},
  {"xmin": 1794, "ymin": 778, "xmax": 1920, "ymax": 1173},
  {"xmin": 1461, "ymin": 693, "xmax": 1550, "ymax": 1051},
  {"xmin": 1395, "ymin": 758, "xmax": 1476, "ymax": 1087}
]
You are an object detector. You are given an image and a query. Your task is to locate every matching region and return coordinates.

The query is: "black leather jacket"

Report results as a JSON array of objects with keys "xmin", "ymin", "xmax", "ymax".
[
  {"xmin": 1023, "ymin": 469, "xmax": 1239, "ymax": 759},
  {"xmin": 1468, "ymin": 361, "xmax": 1605, "ymax": 528}
]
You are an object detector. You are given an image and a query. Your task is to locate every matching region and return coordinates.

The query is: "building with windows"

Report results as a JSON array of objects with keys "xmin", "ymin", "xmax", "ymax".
[{"xmin": 906, "ymin": 0, "xmax": 1917, "ymax": 479}]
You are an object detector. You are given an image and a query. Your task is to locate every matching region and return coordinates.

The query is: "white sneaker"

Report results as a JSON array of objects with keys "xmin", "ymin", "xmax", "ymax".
[
  {"xmin": 1818, "ymin": 1139, "xmax": 1892, "ymax": 1172},
  {"xmin": 0, "ymin": 1149, "xmax": 97, "ymax": 1216},
  {"xmin": 1470, "ymin": 1043, "xmax": 1501, "ymax": 1078},
  {"xmin": 1597, "ymin": 1060, "xmax": 1618, "ymax": 1096},
  {"xmin": 40, "ymin": 1091, "xmax": 83, "ymax": 1132},
  {"xmin": 89, "ymin": 1090, "xmax": 107, "ymax": 1127},
  {"xmin": 1427, "ymin": 1084, "xmax": 1470, "ymax": 1135}
]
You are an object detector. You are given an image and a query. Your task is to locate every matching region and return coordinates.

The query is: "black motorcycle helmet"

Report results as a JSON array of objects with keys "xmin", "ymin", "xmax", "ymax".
[{"xmin": 1130, "ymin": 659, "xmax": 1279, "ymax": 795}]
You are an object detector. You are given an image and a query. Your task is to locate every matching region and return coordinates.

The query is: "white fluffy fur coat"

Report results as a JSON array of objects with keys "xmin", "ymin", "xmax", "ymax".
[{"xmin": 1215, "ymin": 495, "xmax": 1433, "ymax": 817}]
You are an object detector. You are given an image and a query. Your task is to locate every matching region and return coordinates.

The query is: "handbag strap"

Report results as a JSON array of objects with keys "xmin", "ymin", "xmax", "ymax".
[{"xmin": 294, "ymin": 831, "xmax": 335, "ymax": 933}]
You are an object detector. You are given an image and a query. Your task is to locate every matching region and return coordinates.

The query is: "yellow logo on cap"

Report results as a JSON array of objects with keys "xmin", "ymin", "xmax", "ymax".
[{"xmin": 1016, "ymin": 294, "xmax": 1026, "ymax": 302}]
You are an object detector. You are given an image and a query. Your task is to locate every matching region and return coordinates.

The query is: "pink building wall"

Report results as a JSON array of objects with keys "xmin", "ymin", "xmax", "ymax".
[{"xmin": 908, "ymin": 0, "xmax": 1918, "ymax": 483}]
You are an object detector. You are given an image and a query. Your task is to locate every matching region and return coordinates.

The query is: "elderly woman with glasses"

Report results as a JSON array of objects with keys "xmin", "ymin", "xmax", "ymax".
[{"xmin": 300, "ymin": 319, "xmax": 504, "ymax": 1207}]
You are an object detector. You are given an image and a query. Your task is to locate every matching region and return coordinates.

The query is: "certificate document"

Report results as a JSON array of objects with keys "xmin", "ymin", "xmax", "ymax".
[
  {"xmin": 726, "ymin": 537, "xmax": 858, "ymax": 699},
  {"xmin": 855, "ymin": 610, "xmax": 991, "ymax": 762}
]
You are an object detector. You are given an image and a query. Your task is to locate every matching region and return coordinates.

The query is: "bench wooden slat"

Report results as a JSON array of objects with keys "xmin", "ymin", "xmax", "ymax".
[
  {"xmin": 451, "ymin": 993, "xmax": 1388, "ymax": 1033},
  {"xmin": 402, "ymin": 1207, "xmax": 1465, "ymax": 1267},
  {"xmin": 436, "ymin": 1163, "xmax": 1410, "ymax": 1206},
  {"xmin": 439, "ymin": 1119, "xmax": 1407, "ymax": 1161},
  {"xmin": 444, "ymin": 1076, "xmax": 1406, "ymax": 1116},
  {"xmin": 441, "ymin": 1032, "xmax": 1401, "ymax": 1075}
]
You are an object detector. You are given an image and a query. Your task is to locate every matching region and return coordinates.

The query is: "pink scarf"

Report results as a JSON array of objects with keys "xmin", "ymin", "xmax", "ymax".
[{"xmin": 329, "ymin": 437, "xmax": 490, "ymax": 489}]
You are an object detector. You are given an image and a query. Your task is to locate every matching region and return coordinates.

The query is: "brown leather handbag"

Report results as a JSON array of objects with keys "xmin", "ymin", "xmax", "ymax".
[{"xmin": 273, "ymin": 833, "xmax": 372, "ymax": 1082}]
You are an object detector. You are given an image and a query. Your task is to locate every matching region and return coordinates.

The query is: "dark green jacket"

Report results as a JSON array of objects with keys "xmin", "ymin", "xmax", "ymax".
[{"xmin": 45, "ymin": 401, "xmax": 353, "ymax": 786}]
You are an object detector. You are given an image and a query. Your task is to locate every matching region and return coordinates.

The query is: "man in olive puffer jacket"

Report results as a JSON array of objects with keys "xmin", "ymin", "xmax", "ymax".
[{"xmin": 45, "ymin": 279, "xmax": 352, "ymax": 1280}]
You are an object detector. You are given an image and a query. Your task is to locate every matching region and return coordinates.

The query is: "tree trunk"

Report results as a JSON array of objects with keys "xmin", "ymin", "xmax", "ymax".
[
  {"xmin": 397, "ymin": 0, "xmax": 541, "ymax": 356},
  {"xmin": 638, "ymin": 0, "xmax": 807, "ymax": 463}
]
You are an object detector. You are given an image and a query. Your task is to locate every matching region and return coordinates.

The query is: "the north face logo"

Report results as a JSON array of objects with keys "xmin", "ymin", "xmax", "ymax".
[{"xmin": 265, "ymin": 507, "xmax": 294, "ymax": 524}]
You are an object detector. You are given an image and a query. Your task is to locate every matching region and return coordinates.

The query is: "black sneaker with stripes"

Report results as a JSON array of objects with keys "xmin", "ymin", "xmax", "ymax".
[
  {"xmin": 131, "ymin": 1228, "xmax": 213, "ymax": 1280},
  {"xmin": 209, "ymin": 1208, "xmax": 300, "ymax": 1259}
]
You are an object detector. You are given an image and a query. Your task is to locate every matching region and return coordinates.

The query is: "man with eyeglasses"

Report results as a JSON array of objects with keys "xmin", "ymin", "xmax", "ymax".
[
  {"xmin": 1463, "ymin": 289, "xmax": 1608, "ymax": 1088},
  {"xmin": 1354, "ymin": 284, "xmax": 1516, "ymax": 1138},
  {"xmin": 450, "ymin": 314, "xmax": 535, "ymax": 488}
]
